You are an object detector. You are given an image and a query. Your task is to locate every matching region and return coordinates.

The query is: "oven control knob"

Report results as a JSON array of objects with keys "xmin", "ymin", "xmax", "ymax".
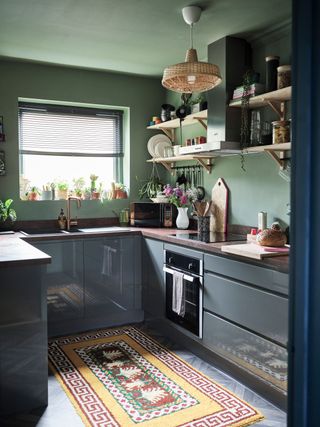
[
  {"xmin": 169, "ymin": 257, "xmax": 174, "ymax": 264},
  {"xmin": 188, "ymin": 263, "xmax": 194, "ymax": 270}
]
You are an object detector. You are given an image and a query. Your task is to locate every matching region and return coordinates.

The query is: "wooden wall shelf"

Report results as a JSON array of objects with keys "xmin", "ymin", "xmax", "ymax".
[
  {"xmin": 229, "ymin": 86, "xmax": 291, "ymax": 120},
  {"xmin": 147, "ymin": 110, "xmax": 208, "ymax": 141},
  {"xmin": 245, "ymin": 142, "xmax": 291, "ymax": 168}
]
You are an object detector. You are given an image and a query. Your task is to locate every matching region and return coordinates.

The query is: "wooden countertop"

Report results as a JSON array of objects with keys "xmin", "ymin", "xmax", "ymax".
[
  {"xmin": 0, "ymin": 233, "xmax": 51, "ymax": 267},
  {"xmin": 1, "ymin": 227, "xmax": 289, "ymax": 274},
  {"xmin": 139, "ymin": 228, "xmax": 289, "ymax": 274}
]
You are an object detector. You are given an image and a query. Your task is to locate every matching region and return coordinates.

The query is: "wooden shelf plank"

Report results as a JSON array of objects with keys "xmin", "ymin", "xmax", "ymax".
[
  {"xmin": 244, "ymin": 142, "xmax": 291, "ymax": 153},
  {"xmin": 147, "ymin": 110, "xmax": 207, "ymax": 131},
  {"xmin": 229, "ymin": 87, "xmax": 291, "ymax": 109}
]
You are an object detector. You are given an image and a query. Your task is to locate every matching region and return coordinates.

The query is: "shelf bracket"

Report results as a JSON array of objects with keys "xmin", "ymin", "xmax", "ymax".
[
  {"xmin": 195, "ymin": 158, "xmax": 213, "ymax": 173},
  {"xmin": 158, "ymin": 161, "xmax": 174, "ymax": 174},
  {"xmin": 266, "ymin": 100, "xmax": 286, "ymax": 120},
  {"xmin": 265, "ymin": 149, "xmax": 290, "ymax": 169},
  {"xmin": 194, "ymin": 118, "xmax": 207, "ymax": 130},
  {"xmin": 158, "ymin": 128, "xmax": 174, "ymax": 142}
]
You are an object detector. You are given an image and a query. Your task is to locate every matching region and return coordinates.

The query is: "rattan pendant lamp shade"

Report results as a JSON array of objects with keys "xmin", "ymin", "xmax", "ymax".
[{"xmin": 162, "ymin": 6, "xmax": 222, "ymax": 94}]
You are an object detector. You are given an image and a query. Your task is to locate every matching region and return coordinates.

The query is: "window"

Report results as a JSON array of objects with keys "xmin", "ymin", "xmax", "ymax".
[{"xmin": 19, "ymin": 102, "xmax": 123, "ymax": 199}]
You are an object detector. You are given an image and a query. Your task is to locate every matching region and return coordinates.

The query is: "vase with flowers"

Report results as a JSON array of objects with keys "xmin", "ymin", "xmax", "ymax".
[{"xmin": 163, "ymin": 184, "xmax": 195, "ymax": 229}]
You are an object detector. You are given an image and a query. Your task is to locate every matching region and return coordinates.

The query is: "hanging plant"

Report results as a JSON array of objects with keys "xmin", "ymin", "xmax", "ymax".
[
  {"xmin": 137, "ymin": 162, "xmax": 163, "ymax": 199},
  {"xmin": 240, "ymin": 70, "xmax": 254, "ymax": 171}
]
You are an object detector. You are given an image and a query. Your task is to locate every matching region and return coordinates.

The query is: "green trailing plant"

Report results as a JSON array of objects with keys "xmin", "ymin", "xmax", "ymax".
[
  {"xmin": 137, "ymin": 163, "xmax": 163, "ymax": 199},
  {"xmin": 0, "ymin": 199, "xmax": 17, "ymax": 224},
  {"xmin": 240, "ymin": 69, "xmax": 254, "ymax": 171},
  {"xmin": 57, "ymin": 182, "xmax": 68, "ymax": 191}
]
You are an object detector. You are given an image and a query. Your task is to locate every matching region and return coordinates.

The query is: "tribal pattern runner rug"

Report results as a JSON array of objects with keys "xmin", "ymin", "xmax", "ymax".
[{"xmin": 48, "ymin": 326, "xmax": 263, "ymax": 427}]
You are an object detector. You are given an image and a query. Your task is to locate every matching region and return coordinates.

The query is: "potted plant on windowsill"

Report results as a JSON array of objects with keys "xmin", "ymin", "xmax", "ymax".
[
  {"xmin": 57, "ymin": 182, "xmax": 68, "ymax": 200},
  {"xmin": 27, "ymin": 186, "xmax": 40, "ymax": 201},
  {"xmin": 0, "ymin": 199, "xmax": 17, "ymax": 231},
  {"xmin": 92, "ymin": 182, "xmax": 103, "ymax": 200},
  {"xmin": 115, "ymin": 183, "xmax": 128, "ymax": 199},
  {"xmin": 73, "ymin": 177, "xmax": 85, "ymax": 199}
]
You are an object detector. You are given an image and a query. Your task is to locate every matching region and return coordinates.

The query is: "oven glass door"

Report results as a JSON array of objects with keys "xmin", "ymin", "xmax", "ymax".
[{"xmin": 165, "ymin": 266, "xmax": 202, "ymax": 338}]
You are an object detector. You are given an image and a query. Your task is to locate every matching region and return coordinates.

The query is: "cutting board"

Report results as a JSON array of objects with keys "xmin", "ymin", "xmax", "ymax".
[
  {"xmin": 221, "ymin": 243, "xmax": 290, "ymax": 260},
  {"xmin": 210, "ymin": 177, "xmax": 229, "ymax": 232}
]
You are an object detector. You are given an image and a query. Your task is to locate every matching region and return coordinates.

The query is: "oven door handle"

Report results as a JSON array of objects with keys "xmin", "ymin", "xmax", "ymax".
[{"xmin": 163, "ymin": 266, "xmax": 195, "ymax": 282}]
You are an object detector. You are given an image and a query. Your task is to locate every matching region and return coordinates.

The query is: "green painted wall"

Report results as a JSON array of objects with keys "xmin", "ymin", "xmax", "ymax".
[
  {"xmin": 164, "ymin": 31, "xmax": 291, "ymax": 228},
  {"xmin": 0, "ymin": 60, "xmax": 165, "ymax": 220}
]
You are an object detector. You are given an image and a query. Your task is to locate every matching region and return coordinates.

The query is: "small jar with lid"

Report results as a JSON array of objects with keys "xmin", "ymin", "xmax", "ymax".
[
  {"xmin": 272, "ymin": 120, "xmax": 291, "ymax": 144},
  {"xmin": 277, "ymin": 65, "xmax": 291, "ymax": 89}
]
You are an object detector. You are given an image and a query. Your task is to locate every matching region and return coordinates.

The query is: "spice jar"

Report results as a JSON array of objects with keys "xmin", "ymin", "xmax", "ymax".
[
  {"xmin": 277, "ymin": 65, "xmax": 291, "ymax": 89},
  {"xmin": 272, "ymin": 120, "xmax": 290, "ymax": 144}
]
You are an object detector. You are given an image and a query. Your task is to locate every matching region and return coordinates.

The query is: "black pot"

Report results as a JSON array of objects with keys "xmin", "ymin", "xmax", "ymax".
[
  {"xmin": 0, "ymin": 218, "xmax": 15, "ymax": 232},
  {"xmin": 161, "ymin": 104, "xmax": 175, "ymax": 122}
]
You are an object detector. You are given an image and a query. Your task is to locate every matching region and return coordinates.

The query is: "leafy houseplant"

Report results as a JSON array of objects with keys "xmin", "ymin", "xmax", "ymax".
[
  {"xmin": 137, "ymin": 163, "xmax": 163, "ymax": 200},
  {"xmin": 27, "ymin": 186, "xmax": 40, "ymax": 201},
  {"xmin": 57, "ymin": 182, "xmax": 68, "ymax": 200},
  {"xmin": 115, "ymin": 183, "xmax": 128, "ymax": 199},
  {"xmin": 73, "ymin": 177, "xmax": 86, "ymax": 199},
  {"xmin": 0, "ymin": 199, "xmax": 17, "ymax": 230}
]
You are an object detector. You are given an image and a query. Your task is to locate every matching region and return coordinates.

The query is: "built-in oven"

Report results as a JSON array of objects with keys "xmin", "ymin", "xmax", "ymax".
[{"xmin": 163, "ymin": 250, "xmax": 203, "ymax": 338}]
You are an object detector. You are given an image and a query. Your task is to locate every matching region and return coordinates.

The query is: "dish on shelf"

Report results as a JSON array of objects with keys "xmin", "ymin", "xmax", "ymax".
[
  {"xmin": 147, "ymin": 134, "xmax": 171, "ymax": 158},
  {"xmin": 150, "ymin": 197, "xmax": 169, "ymax": 203},
  {"xmin": 154, "ymin": 140, "xmax": 172, "ymax": 158}
]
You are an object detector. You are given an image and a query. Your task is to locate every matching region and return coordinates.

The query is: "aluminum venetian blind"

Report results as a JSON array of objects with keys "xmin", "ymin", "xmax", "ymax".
[{"xmin": 19, "ymin": 103, "xmax": 123, "ymax": 157}]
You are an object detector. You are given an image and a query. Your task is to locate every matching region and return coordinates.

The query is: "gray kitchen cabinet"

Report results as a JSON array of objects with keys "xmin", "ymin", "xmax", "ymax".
[
  {"xmin": 0, "ymin": 264, "xmax": 48, "ymax": 415},
  {"xmin": 204, "ymin": 271, "xmax": 288, "ymax": 346},
  {"xmin": 203, "ymin": 251, "xmax": 289, "ymax": 401},
  {"xmin": 143, "ymin": 238, "xmax": 165, "ymax": 318},
  {"xmin": 31, "ymin": 240, "xmax": 84, "ymax": 323},
  {"xmin": 84, "ymin": 235, "xmax": 142, "ymax": 320}
]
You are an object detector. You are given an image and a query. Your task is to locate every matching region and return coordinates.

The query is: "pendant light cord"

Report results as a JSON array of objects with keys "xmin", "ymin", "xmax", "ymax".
[{"xmin": 189, "ymin": 24, "xmax": 194, "ymax": 49}]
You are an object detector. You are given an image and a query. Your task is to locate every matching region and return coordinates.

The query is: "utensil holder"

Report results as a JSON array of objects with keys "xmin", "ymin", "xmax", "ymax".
[{"xmin": 198, "ymin": 216, "xmax": 210, "ymax": 235}]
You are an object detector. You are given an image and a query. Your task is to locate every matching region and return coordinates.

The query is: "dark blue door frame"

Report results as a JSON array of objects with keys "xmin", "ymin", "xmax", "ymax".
[{"xmin": 288, "ymin": 0, "xmax": 320, "ymax": 425}]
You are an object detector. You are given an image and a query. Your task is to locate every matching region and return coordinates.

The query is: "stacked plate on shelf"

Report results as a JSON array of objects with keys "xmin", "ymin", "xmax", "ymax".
[{"xmin": 147, "ymin": 134, "xmax": 172, "ymax": 158}]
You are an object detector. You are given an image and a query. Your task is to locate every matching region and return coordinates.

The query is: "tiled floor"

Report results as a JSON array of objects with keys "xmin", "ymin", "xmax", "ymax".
[{"xmin": 1, "ymin": 324, "xmax": 286, "ymax": 427}]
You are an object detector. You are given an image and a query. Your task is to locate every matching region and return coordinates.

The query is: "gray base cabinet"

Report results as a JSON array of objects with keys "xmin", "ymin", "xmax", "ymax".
[
  {"xmin": 0, "ymin": 265, "xmax": 47, "ymax": 415},
  {"xmin": 31, "ymin": 235, "xmax": 142, "ymax": 337},
  {"xmin": 142, "ymin": 238, "xmax": 165, "ymax": 318},
  {"xmin": 203, "ymin": 252, "xmax": 288, "ymax": 401},
  {"xmin": 84, "ymin": 236, "xmax": 142, "ymax": 317}
]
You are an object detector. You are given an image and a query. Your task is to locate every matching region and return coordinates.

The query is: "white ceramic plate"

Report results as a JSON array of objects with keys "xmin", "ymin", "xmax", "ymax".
[
  {"xmin": 154, "ymin": 140, "xmax": 172, "ymax": 158},
  {"xmin": 147, "ymin": 134, "xmax": 171, "ymax": 158}
]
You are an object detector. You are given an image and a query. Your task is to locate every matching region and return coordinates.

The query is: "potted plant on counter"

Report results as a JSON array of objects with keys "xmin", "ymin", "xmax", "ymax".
[{"xmin": 0, "ymin": 198, "xmax": 17, "ymax": 231}]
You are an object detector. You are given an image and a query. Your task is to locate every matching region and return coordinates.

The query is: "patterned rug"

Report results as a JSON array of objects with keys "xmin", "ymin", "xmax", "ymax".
[{"xmin": 48, "ymin": 326, "xmax": 263, "ymax": 427}]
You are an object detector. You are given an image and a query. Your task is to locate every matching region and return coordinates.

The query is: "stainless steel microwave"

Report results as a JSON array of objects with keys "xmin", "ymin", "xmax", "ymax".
[{"xmin": 130, "ymin": 202, "xmax": 176, "ymax": 228}]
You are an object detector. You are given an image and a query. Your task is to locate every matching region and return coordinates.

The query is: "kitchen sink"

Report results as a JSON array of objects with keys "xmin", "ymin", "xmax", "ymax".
[
  {"xmin": 20, "ymin": 226, "xmax": 131, "ymax": 236},
  {"xmin": 77, "ymin": 226, "xmax": 131, "ymax": 233},
  {"xmin": 20, "ymin": 229, "xmax": 68, "ymax": 235}
]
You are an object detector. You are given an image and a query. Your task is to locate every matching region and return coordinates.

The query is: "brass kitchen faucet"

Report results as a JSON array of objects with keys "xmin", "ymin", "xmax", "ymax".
[{"xmin": 66, "ymin": 196, "xmax": 81, "ymax": 231}]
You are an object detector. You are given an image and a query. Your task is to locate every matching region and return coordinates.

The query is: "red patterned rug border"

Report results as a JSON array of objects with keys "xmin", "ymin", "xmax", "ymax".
[{"xmin": 48, "ymin": 325, "xmax": 264, "ymax": 427}]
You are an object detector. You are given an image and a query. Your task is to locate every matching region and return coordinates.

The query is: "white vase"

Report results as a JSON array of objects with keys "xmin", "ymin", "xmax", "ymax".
[{"xmin": 176, "ymin": 207, "xmax": 189, "ymax": 229}]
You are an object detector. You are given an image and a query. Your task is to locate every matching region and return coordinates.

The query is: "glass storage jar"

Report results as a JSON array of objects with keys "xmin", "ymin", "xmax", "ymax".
[
  {"xmin": 277, "ymin": 65, "xmax": 291, "ymax": 89},
  {"xmin": 272, "ymin": 120, "xmax": 291, "ymax": 144}
]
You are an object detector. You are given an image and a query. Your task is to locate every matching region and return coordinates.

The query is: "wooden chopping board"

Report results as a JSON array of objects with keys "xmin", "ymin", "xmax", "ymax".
[
  {"xmin": 221, "ymin": 243, "xmax": 290, "ymax": 260},
  {"xmin": 210, "ymin": 177, "xmax": 229, "ymax": 232}
]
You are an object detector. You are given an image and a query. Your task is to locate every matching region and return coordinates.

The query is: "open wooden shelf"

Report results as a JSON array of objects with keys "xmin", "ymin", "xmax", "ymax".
[
  {"xmin": 147, "ymin": 110, "xmax": 208, "ymax": 141},
  {"xmin": 245, "ymin": 142, "xmax": 291, "ymax": 168},
  {"xmin": 229, "ymin": 86, "xmax": 291, "ymax": 120},
  {"xmin": 146, "ymin": 142, "xmax": 291, "ymax": 172}
]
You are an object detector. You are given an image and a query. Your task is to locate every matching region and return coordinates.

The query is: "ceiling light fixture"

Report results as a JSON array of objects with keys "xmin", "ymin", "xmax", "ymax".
[{"xmin": 162, "ymin": 6, "xmax": 222, "ymax": 94}]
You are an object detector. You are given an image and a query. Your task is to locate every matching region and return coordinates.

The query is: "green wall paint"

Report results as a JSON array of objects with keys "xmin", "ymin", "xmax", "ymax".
[
  {"xmin": 164, "ymin": 32, "xmax": 291, "ymax": 228},
  {"xmin": 0, "ymin": 60, "xmax": 165, "ymax": 220}
]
